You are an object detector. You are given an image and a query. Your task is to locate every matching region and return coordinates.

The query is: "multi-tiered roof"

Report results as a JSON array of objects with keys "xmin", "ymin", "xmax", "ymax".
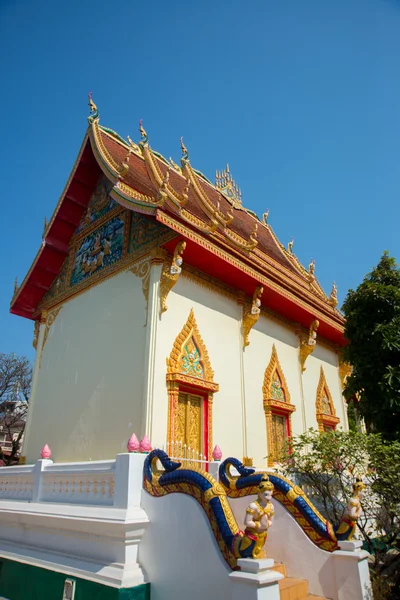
[{"xmin": 10, "ymin": 96, "xmax": 344, "ymax": 345}]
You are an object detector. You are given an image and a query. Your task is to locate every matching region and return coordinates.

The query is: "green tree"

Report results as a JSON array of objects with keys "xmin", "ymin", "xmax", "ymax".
[
  {"xmin": 342, "ymin": 251, "xmax": 400, "ymax": 441},
  {"xmin": 0, "ymin": 353, "xmax": 31, "ymax": 465},
  {"xmin": 278, "ymin": 429, "xmax": 400, "ymax": 600}
]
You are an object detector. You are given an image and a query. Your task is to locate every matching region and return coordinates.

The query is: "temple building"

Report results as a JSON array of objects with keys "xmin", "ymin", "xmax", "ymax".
[{"xmin": 11, "ymin": 96, "xmax": 349, "ymax": 468}]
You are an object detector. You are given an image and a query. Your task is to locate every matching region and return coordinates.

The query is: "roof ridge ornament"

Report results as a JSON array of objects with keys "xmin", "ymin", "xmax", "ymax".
[
  {"xmin": 180, "ymin": 137, "xmax": 189, "ymax": 163},
  {"xmin": 262, "ymin": 209, "xmax": 269, "ymax": 225},
  {"xmin": 139, "ymin": 119, "xmax": 148, "ymax": 148},
  {"xmin": 215, "ymin": 164, "xmax": 242, "ymax": 208},
  {"xmin": 329, "ymin": 282, "xmax": 338, "ymax": 308},
  {"xmin": 287, "ymin": 237, "xmax": 294, "ymax": 254},
  {"xmin": 88, "ymin": 91, "xmax": 99, "ymax": 124}
]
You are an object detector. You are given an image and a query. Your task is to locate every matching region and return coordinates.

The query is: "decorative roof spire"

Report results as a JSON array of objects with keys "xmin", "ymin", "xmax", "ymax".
[
  {"xmin": 139, "ymin": 119, "xmax": 148, "ymax": 147},
  {"xmin": 215, "ymin": 164, "xmax": 242, "ymax": 208},
  {"xmin": 287, "ymin": 237, "xmax": 294, "ymax": 254},
  {"xmin": 262, "ymin": 209, "xmax": 269, "ymax": 225},
  {"xmin": 180, "ymin": 136, "xmax": 189, "ymax": 162},
  {"xmin": 329, "ymin": 282, "xmax": 338, "ymax": 308},
  {"xmin": 87, "ymin": 91, "xmax": 99, "ymax": 123}
]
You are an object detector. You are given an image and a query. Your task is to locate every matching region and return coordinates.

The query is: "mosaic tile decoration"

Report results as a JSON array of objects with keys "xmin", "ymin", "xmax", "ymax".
[
  {"xmin": 70, "ymin": 214, "xmax": 125, "ymax": 287},
  {"xmin": 129, "ymin": 212, "xmax": 176, "ymax": 255},
  {"xmin": 76, "ymin": 175, "xmax": 116, "ymax": 234}
]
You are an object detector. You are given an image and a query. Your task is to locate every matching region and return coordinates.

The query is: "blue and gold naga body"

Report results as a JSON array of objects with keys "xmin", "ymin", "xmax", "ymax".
[{"xmin": 143, "ymin": 450, "xmax": 358, "ymax": 569}]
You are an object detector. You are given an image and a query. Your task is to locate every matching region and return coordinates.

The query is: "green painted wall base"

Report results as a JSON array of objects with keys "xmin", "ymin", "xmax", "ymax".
[{"xmin": 0, "ymin": 558, "xmax": 150, "ymax": 600}]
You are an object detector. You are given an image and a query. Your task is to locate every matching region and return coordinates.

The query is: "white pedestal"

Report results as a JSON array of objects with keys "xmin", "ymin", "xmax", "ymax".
[
  {"xmin": 229, "ymin": 558, "xmax": 283, "ymax": 600},
  {"xmin": 333, "ymin": 540, "xmax": 372, "ymax": 600}
]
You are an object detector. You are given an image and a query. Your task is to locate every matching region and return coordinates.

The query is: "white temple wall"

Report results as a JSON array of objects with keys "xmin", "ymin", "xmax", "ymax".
[
  {"xmin": 23, "ymin": 270, "xmax": 147, "ymax": 463},
  {"xmin": 150, "ymin": 275, "xmax": 244, "ymax": 459},
  {"xmin": 243, "ymin": 314, "xmax": 305, "ymax": 467},
  {"xmin": 149, "ymin": 273, "xmax": 347, "ymax": 466},
  {"xmin": 302, "ymin": 345, "xmax": 347, "ymax": 431}
]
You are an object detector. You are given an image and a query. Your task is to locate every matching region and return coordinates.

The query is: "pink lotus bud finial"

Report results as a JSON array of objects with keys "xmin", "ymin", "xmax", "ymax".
[
  {"xmin": 40, "ymin": 444, "xmax": 51, "ymax": 460},
  {"xmin": 212, "ymin": 445, "xmax": 222, "ymax": 461},
  {"xmin": 139, "ymin": 435, "xmax": 152, "ymax": 454},
  {"xmin": 127, "ymin": 433, "xmax": 140, "ymax": 453}
]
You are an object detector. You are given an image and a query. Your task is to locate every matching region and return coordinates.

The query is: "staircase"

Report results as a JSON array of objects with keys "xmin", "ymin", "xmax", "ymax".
[{"xmin": 273, "ymin": 563, "xmax": 329, "ymax": 600}]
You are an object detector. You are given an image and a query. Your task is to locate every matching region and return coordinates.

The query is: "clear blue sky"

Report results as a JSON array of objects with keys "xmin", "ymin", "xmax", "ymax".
[{"xmin": 1, "ymin": 0, "xmax": 400, "ymax": 362}]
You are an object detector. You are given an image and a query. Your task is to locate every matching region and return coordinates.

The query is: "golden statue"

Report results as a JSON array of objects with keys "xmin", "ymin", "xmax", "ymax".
[
  {"xmin": 299, "ymin": 319, "xmax": 319, "ymax": 372},
  {"xmin": 243, "ymin": 285, "xmax": 263, "ymax": 347},
  {"xmin": 160, "ymin": 240, "xmax": 187, "ymax": 313},
  {"xmin": 243, "ymin": 475, "xmax": 275, "ymax": 559},
  {"xmin": 308, "ymin": 258, "xmax": 315, "ymax": 277},
  {"xmin": 335, "ymin": 478, "xmax": 366, "ymax": 540},
  {"xmin": 329, "ymin": 282, "xmax": 338, "ymax": 308}
]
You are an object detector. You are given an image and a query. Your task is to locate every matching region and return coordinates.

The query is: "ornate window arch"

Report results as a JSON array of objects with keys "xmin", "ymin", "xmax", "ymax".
[
  {"xmin": 316, "ymin": 367, "xmax": 340, "ymax": 432},
  {"xmin": 166, "ymin": 309, "xmax": 219, "ymax": 460},
  {"xmin": 263, "ymin": 345, "xmax": 296, "ymax": 466}
]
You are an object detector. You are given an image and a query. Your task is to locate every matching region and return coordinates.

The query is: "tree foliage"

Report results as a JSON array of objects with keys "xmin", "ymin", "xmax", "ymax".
[
  {"xmin": 342, "ymin": 251, "xmax": 400, "ymax": 440},
  {"xmin": 278, "ymin": 429, "xmax": 400, "ymax": 599},
  {"xmin": 0, "ymin": 353, "xmax": 32, "ymax": 465}
]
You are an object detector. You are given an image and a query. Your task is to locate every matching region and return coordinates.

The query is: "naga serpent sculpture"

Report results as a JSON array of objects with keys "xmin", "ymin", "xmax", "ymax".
[
  {"xmin": 143, "ymin": 451, "xmax": 360, "ymax": 569},
  {"xmin": 143, "ymin": 449, "xmax": 261, "ymax": 568},
  {"xmin": 218, "ymin": 457, "xmax": 338, "ymax": 552}
]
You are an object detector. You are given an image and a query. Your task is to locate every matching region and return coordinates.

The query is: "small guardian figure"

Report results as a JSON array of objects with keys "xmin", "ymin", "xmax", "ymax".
[
  {"xmin": 335, "ymin": 478, "xmax": 366, "ymax": 540},
  {"xmin": 243, "ymin": 475, "xmax": 275, "ymax": 559}
]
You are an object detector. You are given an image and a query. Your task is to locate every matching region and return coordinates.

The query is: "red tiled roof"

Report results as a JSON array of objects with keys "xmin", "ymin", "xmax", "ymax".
[{"xmin": 100, "ymin": 131, "xmax": 299, "ymax": 275}]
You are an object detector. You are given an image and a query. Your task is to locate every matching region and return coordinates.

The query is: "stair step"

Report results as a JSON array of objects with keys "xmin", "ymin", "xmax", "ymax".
[
  {"xmin": 297, "ymin": 596, "xmax": 330, "ymax": 600},
  {"xmin": 273, "ymin": 562, "xmax": 287, "ymax": 577},
  {"xmin": 279, "ymin": 577, "xmax": 309, "ymax": 600}
]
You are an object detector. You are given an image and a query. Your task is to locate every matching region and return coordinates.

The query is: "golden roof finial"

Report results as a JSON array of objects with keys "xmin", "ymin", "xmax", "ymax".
[
  {"xmin": 120, "ymin": 148, "xmax": 131, "ymax": 177},
  {"xmin": 88, "ymin": 91, "xmax": 98, "ymax": 123},
  {"xmin": 308, "ymin": 258, "xmax": 315, "ymax": 276},
  {"xmin": 287, "ymin": 237, "xmax": 294, "ymax": 254},
  {"xmin": 329, "ymin": 282, "xmax": 338, "ymax": 308},
  {"xmin": 180, "ymin": 137, "xmax": 189, "ymax": 161},
  {"xmin": 127, "ymin": 135, "xmax": 140, "ymax": 152},
  {"xmin": 139, "ymin": 119, "xmax": 148, "ymax": 147},
  {"xmin": 215, "ymin": 164, "xmax": 242, "ymax": 207},
  {"xmin": 262, "ymin": 209, "xmax": 269, "ymax": 225}
]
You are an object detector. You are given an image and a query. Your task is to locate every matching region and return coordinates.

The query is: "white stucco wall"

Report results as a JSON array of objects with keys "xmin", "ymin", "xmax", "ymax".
[
  {"xmin": 303, "ymin": 345, "xmax": 347, "ymax": 431},
  {"xmin": 140, "ymin": 490, "xmax": 231, "ymax": 600},
  {"xmin": 24, "ymin": 270, "xmax": 147, "ymax": 463},
  {"xmin": 150, "ymin": 275, "xmax": 244, "ymax": 459},
  {"xmin": 150, "ymin": 273, "xmax": 347, "ymax": 467},
  {"xmin": 243, "ymin": 314, "xmax": 305, "ymax": 466},
  {"xmin": 24, "ymin": 261, "xmax": 347, "ymax": 467}
]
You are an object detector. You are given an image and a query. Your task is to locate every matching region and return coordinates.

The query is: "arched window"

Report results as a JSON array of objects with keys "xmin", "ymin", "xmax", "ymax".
[
  {"xmin": 263, "ymin": 345, "xmax": 296, "ymax": 466},
  {"xmin": 316, "ymin": 367, "xmax": 340, "ymax": 432},
  {"xmin": 166, "ymin": 309, "xmax": 218, "ymax": 460}
]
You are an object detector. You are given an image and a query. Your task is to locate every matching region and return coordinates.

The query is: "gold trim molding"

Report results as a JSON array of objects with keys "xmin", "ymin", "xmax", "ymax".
[
  {"xmin": 242, "ymin": 285, "xmax": 263, "ymax": 347},
  {"xmin": 299, "ymin": 319, "xmax": 319, "ymax": 372},
  {"xmin": 316, "ymin": 367, "xmax": 340, "ymax": 431},
  {"xmin": 159, "ymin": 240, "xmax": 186, "ymax": 314},
  {"xmin": 166, "ymin": 308, "xmax": 219, "ymax": 460},
  {"xmin": 263, "ymin": 344, "xmax": 296, "ymax": 467}
]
